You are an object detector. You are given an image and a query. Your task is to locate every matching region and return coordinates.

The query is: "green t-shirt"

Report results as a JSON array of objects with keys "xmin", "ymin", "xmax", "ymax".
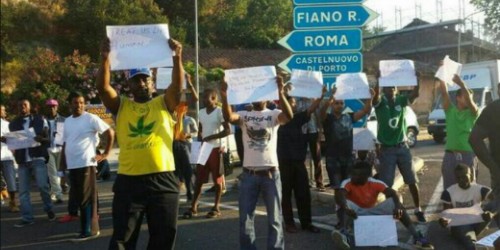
[
  {"xmin": 445, "ymin": 104, "xmax": 478, "ymax": 152},
  {"xmin": 375, "ymin": 95, "xmax": 408, "ymax": 146}
]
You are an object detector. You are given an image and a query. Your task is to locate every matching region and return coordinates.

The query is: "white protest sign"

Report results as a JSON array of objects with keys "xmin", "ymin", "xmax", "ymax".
[
  {"xmin": 225, "ymin": 66, "xmax": 278, "ymax": 105},
  {"xmin": 354, "ymin": 215, "xmax": 398, "ymax": 247},
  {"xmin": 54, "ymin": 122, "xmax": 64, "ymax": 146},
  {"xmin": 441, "ymin": 204, "xmax": 484, "ymax": 227},
  {"xmin": 379, "ymin": 60, "xmax": 417, "ymax": 87},
  {"xmin": 156, "ymin": 68, "xmax": 173, "ymax": 89},
  {"xmin": 334, "ymin": 73, "xmax": 370, "ymax": 100},
  {"xmin": 4, "ymin": 128, "xmax": 41, "ymax": 150},
  {"xmin": 288, "ymin": 69, "xmax": 323, "ymax": 98},
  {"xmin": 353, "ymin": 128, "xmax": 377, "ymax": 151},
  {"xmin": 435, "ymin": 55, "xmax": 462, "ymax": 87},
  {"xmin": 106, "ymin": 24, "xmax": 172, "ymax": 71},
  {"xmin": 189, "ymin": 141, "xmax": 214, "ymax": 165},
  {"xmin": 476, "ymin": 230, "xmax": 500, "ymax": 247},
  {"xmin": 155, "ymin": 68, "xmax": 187, "ymax": 90}
]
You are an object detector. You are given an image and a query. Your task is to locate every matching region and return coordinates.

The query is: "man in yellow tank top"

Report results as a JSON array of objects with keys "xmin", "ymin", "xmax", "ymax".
[{"xmin": 96, "ymin": 38, "xmax": 184, "ymax": 250}]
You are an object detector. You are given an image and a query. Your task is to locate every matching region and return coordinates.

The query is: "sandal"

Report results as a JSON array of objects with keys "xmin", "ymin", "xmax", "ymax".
[
  {"xmin": 182, "ymin": 209, "xmax": 198, "ymax": 219},
  {"xmin": 206, "ymin": 208, "xmax": 221, "ymax": 218}
]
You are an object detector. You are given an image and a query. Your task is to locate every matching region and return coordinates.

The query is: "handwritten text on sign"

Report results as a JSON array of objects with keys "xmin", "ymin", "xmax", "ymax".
[
  {"xmin": 106, "ymin": 24, "xmax": 172, "ymax": 71},
  {"xmin": 224, "ymin": 66, "xmax": 278, "ymax": 105}
]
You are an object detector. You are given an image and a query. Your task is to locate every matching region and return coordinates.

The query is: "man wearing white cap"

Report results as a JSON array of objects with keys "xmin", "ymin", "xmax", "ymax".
[{"xmin": 97, "ymin": 38, "xmax": 184, "ymax": 250}]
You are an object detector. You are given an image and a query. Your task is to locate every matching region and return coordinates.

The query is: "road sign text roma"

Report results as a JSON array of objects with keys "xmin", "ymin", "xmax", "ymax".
[{"xmin": 278, "ymin": 29, "xmax": 361, "ymax": 52}]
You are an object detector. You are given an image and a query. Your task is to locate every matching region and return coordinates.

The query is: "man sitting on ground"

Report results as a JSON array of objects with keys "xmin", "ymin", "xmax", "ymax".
[
  {"xmin": 439, "ymin": 163, "xmax": 496, "ymax": 250},
  {"xmin": 332, "ymin": 161, "xmax": 433, "ymax": 250}
]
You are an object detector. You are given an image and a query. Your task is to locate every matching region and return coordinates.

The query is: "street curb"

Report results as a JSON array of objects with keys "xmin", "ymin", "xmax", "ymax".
[{"xmin": 311, "ymin": 157, "xmax": 425, "ymax": 205}]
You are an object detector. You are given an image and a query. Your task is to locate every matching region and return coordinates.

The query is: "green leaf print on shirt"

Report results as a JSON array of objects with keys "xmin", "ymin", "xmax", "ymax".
[{"xmin": 128, "ymin": 116, "xmax": 155, "ymax": 137}]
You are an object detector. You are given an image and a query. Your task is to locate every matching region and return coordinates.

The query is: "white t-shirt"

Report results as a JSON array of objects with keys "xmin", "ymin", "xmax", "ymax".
[
  {"xmin": 237, "ymin": 109, "xmax": 281, "ymax": 169},
  {"xmin": 183, "ymin": 115, "xmax": 198, "ymax": 143},
  {"xmin": 199, "ymin": 107, "xmax": 224, "ymax": 147},
  {"xmin": 0, "ymin": 118, "xmax": 14, "ymax": 161},
  {"xmin": 441, "ymin": 183, "xmax": 491, "ymax": 208},
  {"xmin": 63, "ymin": 112, "xmax": 109, "ymax": 169}
]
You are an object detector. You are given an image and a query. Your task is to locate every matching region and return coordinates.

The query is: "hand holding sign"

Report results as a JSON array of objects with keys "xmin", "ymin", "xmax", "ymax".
[
  {"xmin": 224, "ymin": 66, "xmax": 278, "ymax": 105},
  {"xmin": 106, "ymin": 24, "xmax": 172, "ymax": 70},
  {"xmin": 435, "ymin": 55, "xmax": 462, "ymax": 87}
]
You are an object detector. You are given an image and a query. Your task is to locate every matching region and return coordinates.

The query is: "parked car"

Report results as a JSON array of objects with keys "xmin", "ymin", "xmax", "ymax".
[{"xmin": 366, "ymin": 106, "xmax": 420, "ymax": 148}]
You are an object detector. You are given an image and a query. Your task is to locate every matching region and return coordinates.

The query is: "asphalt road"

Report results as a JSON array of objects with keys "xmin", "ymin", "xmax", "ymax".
[{"xmin": 1, "ymin": 132, "xmax": 498, "ymax": 250}]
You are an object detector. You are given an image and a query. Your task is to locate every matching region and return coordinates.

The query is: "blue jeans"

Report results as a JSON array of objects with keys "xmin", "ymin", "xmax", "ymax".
[
  {"xmin": 378, "ymin": 145, "xmax": 417, "ymax": 187},
  {"xmin": 18, "ymin": 159, "xmax": 53, "ymax": 222},
  {"xmin": 239, "ymin": 170, "xmax": 284, "ymax": 250},
  {"xmin": 1, "ymin": 160, "xmax": 17, "ymax": 192}
]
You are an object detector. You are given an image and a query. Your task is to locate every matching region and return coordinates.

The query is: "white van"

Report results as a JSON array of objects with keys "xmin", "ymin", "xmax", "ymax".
[{"xmin": 427, "ymin": 60, "xmax": 500, "ymax": 143}]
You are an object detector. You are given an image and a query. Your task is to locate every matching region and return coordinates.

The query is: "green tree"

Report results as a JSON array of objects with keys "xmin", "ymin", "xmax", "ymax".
[
  {"xmin": 470, "ymin": 0, "xmax": 500, "ymax": 44},
  {"xmin": 57, "ymin": 0, "xmax": 169, "ymax": 60}
]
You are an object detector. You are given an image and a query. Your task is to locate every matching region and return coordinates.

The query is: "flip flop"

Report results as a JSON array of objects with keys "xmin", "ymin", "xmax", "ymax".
[
  {"xmin": 206, "ymin": 209, "xmax": 221, "ymax": 218},
  {"xmin": 182, "ymin": 210, "xmax": 198, "ymax": 219}
]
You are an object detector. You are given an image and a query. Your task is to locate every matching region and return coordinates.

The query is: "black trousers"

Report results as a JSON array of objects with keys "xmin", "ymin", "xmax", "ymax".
[
  {"xmin": 109, "ymin": 178, "xmax": 179, "ymax": 250},
  {"xmin": 173, "ymin": 140, "xmax": 193, "ymax": 199},
  {"xmin": 278, "ymin": 158, "xmax": 312, "ymax": 227},
  {"xmin": 69, "ymin": 166, "xmax": 99, "ymax": 235}
]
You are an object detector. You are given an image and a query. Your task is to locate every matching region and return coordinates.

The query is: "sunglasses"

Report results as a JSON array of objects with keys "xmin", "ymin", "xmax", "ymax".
[{"xmin": 334, "ymin": 101, "xmax": 344, "ymax": 105}]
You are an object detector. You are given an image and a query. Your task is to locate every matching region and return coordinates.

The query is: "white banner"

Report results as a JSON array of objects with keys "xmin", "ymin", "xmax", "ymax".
[
  {"xmin": 189, "ymin": 141, "xmax": 214, "ymax": 165},
  {"xmin": 353, "ymin": 128, "xmax": 377, "ymax": 151},
  {"xmin": 288, "ymin": 69, "xmax": 323, "ymax": 98},
  {"xmin": 225, "ymin": 66, "xmax": 278, "ymax": 105},
  {"xmin": 4, "ymin": 128, "xmax": 41, "ymax": 150},
  {"xmin": 334, "ymin": 73, "xmax": 370, "ymax": 100},
  {"xmin": 379, "ymin": 60, "xmax": 417, "ymax": 87},
  {"xmin": 441, "ymin": 204, "xmax": 484, "ymax": 227},
  {"xmin": 354, "ymin": 215, "xmax": 398, "ymax": 247},
  {"xmin": 106, "ymin": 24, "xmax": 172, "ymax": 71},
  {"xmin": 435, "ymin": 55, "xmax": 462, "ymax": 87}
]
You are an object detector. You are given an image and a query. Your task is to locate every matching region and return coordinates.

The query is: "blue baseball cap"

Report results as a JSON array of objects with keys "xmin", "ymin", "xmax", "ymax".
[{"xmin": 128, "ymin": 68, "xmax": 151, "ymax": 80}]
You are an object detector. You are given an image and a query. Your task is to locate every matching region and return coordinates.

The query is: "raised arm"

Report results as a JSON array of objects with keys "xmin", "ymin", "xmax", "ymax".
[
  {"xmin": 96, "ymin": 38, "xmax": 120, "ymax": 115},
  {"xmin": 220, "ymin": 79, "xmax": 240, "ymax": 124},
  {"xmin": 453, "ymin": 74, "xmax": 478, "ymax": 115},
  {"xmin": 353, "ymin": 88, "xmax": 374, "ymax": 122},
  {"xmin": 164, "ymin": 39, "xmax": 185, "ymax": 113},
  {"xmin": 186, "ymin": 74, "xmax": 199, "ymax": 102},
  {"xmin": 372, "ymin": 71, "xmax": 381, "ymax": 105},
  {"xmin": 277, "ymin": 76, "xmax": 293, "ymax": 124},
  {"xmin": 306, "ymin": 86, "xmax": 326, "ymax": 117},
  {"xmin": 320, "ymin": 89, "xmax": 335, "ymax": 122},
  {"xmin": 438, "ymin": 78, "xmax": 451, "ymax": 111}
]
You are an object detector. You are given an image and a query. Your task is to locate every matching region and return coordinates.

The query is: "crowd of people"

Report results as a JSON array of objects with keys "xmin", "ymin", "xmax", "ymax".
[{"xmin": 1, "ymin": 37, "xmax": 499, "ymax": 250}]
